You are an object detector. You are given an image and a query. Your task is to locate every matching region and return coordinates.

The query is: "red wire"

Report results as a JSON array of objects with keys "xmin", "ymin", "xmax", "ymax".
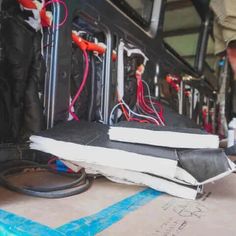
[
  {"xmin": 117, "ymin": 67, "xmax": 166, "ymax": 126},
  {"xmin": 140, "ymin": 92, "xmax": 153, "ymax": 113},
  {"xmin": 69, "ymin": 49, "xmax": 89, "ymax": 121},
  {"xmin": 136, "ymin": 74, "xmax": 156, "ymax": 114},
  {"xmin": 145, "ymin": 98, "xmax": 165, "ymax": 124},
  {"xmin": 145, "ymin": 99, "xmax": 163, "ymax": 114},
  {"xmin": 119, "ymin": 100, "xmax": 151, "ymax": 123},
  {"xmin": 120, "ymin": 102, "xmax": 130, "ymax": 121},
  {"xmin": 138, "ymin": 77, "xmax": 153, "ymax": 113},
  {"xmin": 134, "ymin": 72, "xmax": 166, "ymax": 125},
  {"xmin": 131, "ymin": 117, "xmax": 154, "ymax": 123}
]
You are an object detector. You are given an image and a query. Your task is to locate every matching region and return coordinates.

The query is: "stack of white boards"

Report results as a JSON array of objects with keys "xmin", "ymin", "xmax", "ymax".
[
  {"xmin": 30, "ymin": 121, "xmax": 236, "ymax": 200},
  {"xmin": 109, "ymin": 121, "xmax": 219, "ymax": 149}
]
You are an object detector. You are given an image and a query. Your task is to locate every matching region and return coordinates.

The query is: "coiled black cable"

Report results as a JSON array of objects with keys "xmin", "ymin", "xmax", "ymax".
[{"xmin": 0, "ymin": 160, "xmax": 92, "ymax": 198}]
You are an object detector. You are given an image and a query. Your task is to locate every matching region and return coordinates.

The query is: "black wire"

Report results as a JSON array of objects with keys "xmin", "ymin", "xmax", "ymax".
[
  {"xmin": 88, "ymin": 55, "xmax": 96, "ymax": 121},
  {"xmin": 0, "ymin": 161, "xmax": 92, "ymax": 198}
]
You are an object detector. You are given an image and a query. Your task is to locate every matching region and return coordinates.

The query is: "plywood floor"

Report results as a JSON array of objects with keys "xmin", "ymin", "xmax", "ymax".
[{"xmin": 0, "ymin": 171, "xmax": 235, "ymax": 235}]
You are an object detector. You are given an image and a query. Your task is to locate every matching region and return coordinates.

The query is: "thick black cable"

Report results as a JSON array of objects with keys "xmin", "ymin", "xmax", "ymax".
[
  {"xmin": 0, "ymin": 161, "xmax": 92, "ymax": 198},
  {"xmin": 7, "ymin": 165, "xmax": 87, "ymax": 192}
]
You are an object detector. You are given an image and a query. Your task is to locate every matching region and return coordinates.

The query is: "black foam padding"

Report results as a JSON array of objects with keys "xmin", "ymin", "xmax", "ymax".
[
  {"xmin": 178, "ymin": 149, "xmax": 230, "ymax": 182},
  {"xmin": 36, "ymin": 120, "xmax": 178, "ymax": 161},
  {"xmin": 225, "ymin": 144, "xmax": 236, "ymax": 156},
  {"xmin": 162, "ymin": 102, "xmax": 201, "ymax": 129},
  {"xmin": 34, "ymin": 121, "xmax": 232, "ymax": 183}
]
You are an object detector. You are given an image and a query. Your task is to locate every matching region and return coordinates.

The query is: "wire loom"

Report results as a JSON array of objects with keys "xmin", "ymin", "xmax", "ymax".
[{"xmin": 0, "ymin": 160, "xmax": 92, "ymax": 198}]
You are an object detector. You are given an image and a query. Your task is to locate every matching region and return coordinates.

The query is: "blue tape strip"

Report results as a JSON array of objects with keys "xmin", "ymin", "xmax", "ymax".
[
  {"xmin": 0, "ymin": 188, "xmax": 162, "ymax": 235},
  {"xmin": 0, "ymin": 209, "xmax": 64, "ymax": 236},
  {"xmin": 57, "ymin": 188, "xmax": 162, "ymax": 235}
]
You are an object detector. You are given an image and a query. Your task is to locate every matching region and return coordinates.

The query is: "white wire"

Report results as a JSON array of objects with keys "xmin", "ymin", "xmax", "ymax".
[
  {"xmin": 109, "ymin": 99, "xmax": 160, "ymax": 125},
  {"xmin": 142, "ymin": 80, "xmax": 165, "ymax": 126},
  {"xmin": 121, "ymin": 99, "xmax": 160, "ymax": 125},
  {"xmin": 109, "ymin": 102, "xmax": 123, "ymax": 125},
  {"xmin": 136, "ymin": 103, "xmax": 156, "ymax": 119}
]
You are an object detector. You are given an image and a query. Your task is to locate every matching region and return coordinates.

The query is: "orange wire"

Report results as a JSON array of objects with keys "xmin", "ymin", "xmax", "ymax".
[{"xmin": 119, "ymin": 101, "xmax": 130, "ymax": 121}]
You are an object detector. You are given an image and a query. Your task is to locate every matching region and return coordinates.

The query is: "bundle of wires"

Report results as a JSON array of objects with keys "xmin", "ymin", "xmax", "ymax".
[
  {"xmin": 110, "ymin": 64, "xmax": 165, "ymax": 126},
  {"xmin": 135, "ymin": 65, "xmax": 165, "ymax": 125},
  {"xmin": 0, "ymin": 159, "xmax": 92, "ymax": 198}
]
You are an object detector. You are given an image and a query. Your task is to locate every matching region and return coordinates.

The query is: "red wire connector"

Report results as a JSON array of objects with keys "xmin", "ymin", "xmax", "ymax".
[
  {"xmin": 112, "ymin": 50, "xmax": 117, "ymax": 62},
  {"xmin": 136, "ymin": 64, "xmax": 145, "ymax": 76},
  {"xmin": 72, "ymin": 31, "xmax": 106, "ymax": 55},
  {"xmin": 17, "ymin": 0, "xmax": 53, "ymax": 27},
  {"xmin": 40, "ymin": 7, "xmax": 53, "ymax": 27},
  {"xmin": 72, "ymin": 31, "xmax": 118, "ymax": 60},
  {"xmin": 17, "ymin": 0, "xmax": 37, "ymax": 9},
  {"xmin": 184, "ymin": 89, "xmax": 191, "ymax": 97},
  {"xmin": 165, "ymin": 74, "xmax": 180, "ymax": 92}
]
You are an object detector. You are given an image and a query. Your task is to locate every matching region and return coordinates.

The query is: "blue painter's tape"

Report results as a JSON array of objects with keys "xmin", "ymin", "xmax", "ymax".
[
  {"xmin": 0, "ymin": 209, "xmax": 64, "ymax": 236},
  {"xmin": 0, "ymin": 188, "xmax": 162, "ymax": 235},
  {"xmin": 57, "ymin": 188, "xmax": 162, "ymax": 235}
]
